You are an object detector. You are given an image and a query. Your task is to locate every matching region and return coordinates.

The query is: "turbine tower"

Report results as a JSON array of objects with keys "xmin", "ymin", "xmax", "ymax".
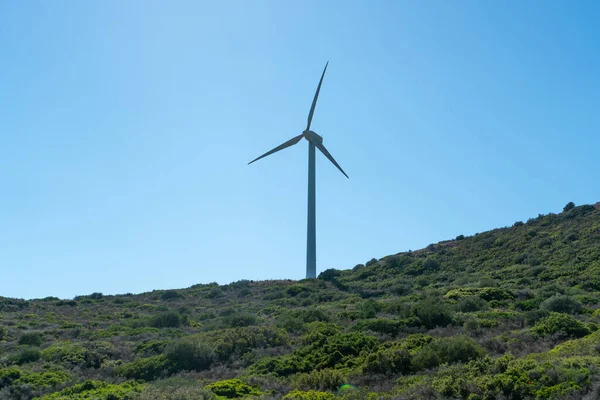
[{"xmin": 248, "ymin": 62, "xmax": 348, "ymax": 279}]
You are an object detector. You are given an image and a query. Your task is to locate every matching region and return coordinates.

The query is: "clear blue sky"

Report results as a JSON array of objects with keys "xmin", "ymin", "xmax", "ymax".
[{"xmin": 2, "ymin": 1, "xmax": 599, "ymax": 300}]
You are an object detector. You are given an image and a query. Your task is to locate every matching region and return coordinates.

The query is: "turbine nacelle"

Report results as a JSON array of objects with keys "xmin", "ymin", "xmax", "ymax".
[{"xmin": 303, "ymin": 130, "xmax": 323, "ymax": 145}]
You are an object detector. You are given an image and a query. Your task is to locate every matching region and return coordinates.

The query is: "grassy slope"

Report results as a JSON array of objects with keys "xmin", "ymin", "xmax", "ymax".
[{"xmin": 1, "ymin": 203, "xmax": 600, "ymax": 399}]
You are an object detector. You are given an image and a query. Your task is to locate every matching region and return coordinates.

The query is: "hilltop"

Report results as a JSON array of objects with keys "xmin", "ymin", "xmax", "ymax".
[{"xmin": 1, "ymin": 202, "xmax": 600, "ymax": 399}]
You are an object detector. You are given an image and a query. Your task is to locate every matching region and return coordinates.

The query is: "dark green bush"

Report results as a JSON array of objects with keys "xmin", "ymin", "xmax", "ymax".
[
  {"xmin": 457, "ymin": 296, "xmax": 489, "ymax": 312},
  {"xmin": 116, "ymin": 355, "xmax": 171, "ymax": 381},
  {"xmin": 9, "ymin": 347, "xmax": 41, "ymax": 364},
  {"xmin": 137, "ymin": 377, "xmax": 216, "ymax": 400},
  {"xmin": 363, "ymin": 346, "xmax": 411, "ymax": 375},
  {"xmin": 205, "ymin": 379, "xmax": 262, "ymax": 398},
  {"xmin": 411, "ymin": 336, "xmax": 485, "ymax": 371},
  {"xmin": 563, "ymin": 202, "xmax": 576, "ymax": 212},
  {"xmin": 390, "ymin": 283, "xmax": 412, "ymax": 296},
  {"xmin": 18, "ymin": 332, "xmax": 43, "ymax": 346},
  {"xmin": 356, "ymin": 300, "xmax": 381, "ymax": 319},
  {"xmin": 318, "ymin": 269, "xmax": 342, "ymax": 282},
  {"xmin": 540, "ymin": 295, "xmax": 582, "ymax": 314},
  {"xmin": 226, "ymin": 313, "xmax": 257, "ymax": 327},
  {"xmin": 412, "ymin": 298, "xmax": 454, "ymax": 329},
  {"xmin": 36, "ymin": 379, "xmax": 142, "ymax": 399},
  {"xmin": 365, "ymin": 258, "xmax": 378, "ymax": 267},
  {"xmin": 133, "ymin": 340, "xmax": 170, "ymax": 356},
  {"xmin": 410, "ymin": 345, "xmax": 441, "ymax": 371},
  {"xmin": 160, "ymin": 290, "xmax": 183, "ymax": 301},
  {"xmin": 165, "ymin": 339, "xmax": 216, "ymax": 372},
  {"xmin": 516, "ymin": 298, "xmax": 543, "ymax": 311},
  {"xmin": 423, "ymin": 257, "xmax": 440, "ymax": 271},
  {"xmin": 531, "ymin": 313, "xmax": 590, "ymax": 338},
  {"xmin": 298, "ymin": 308, "xmax": 331, "ymax": 323},
  {"xmin": 148, "ymin": 312, "xmax": 181, "ymax": 328},
  {"xmin": 293, "ymin": 368, "xmax": 346, "ymax": 391},
  {"xmin": 356, "ymin": 318, "xmax": 403, "ymax": 337}
]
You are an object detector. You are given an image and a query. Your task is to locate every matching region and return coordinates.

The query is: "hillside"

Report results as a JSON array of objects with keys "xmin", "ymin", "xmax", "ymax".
[{"xmin": 1, "ymin": 202, "xmax": 600, "ymax": 399}]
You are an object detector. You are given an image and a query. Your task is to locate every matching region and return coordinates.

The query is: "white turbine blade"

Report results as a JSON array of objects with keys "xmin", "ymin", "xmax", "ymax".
[
  {"xmin": 315, "ymin": 142, "xmax": 349, "ymax": 178},
  {"xmin": 248, "ymin": 134, "xmax": 304, "ymax": 165},
  {"xmin": 306, "ymin": 62, "xmax": 329, "ymax": 131}
]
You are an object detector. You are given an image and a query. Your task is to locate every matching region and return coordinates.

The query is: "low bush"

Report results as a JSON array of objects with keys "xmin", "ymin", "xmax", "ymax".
[
  {"xmin": 165, "ymin": 339, "xmax": 216, "ymax": 372},
  {"xmin": 411, "ymin": 336, "xmax": 485, "ymax": 371},
  {"xmin": 139, "ymin": 377, "xmax": 216, "ymax": 399},
  {"xmin": 456, "ymin": 296, "xmax": 489, "ymax": 312},
  {"xmin": 160, "ymin": 290, "xmax": 183, "ymax": 301},
  {"xmin": 531, "ymin": 313, "xmax": 590, "ymax": 338},
  {"xmin": 293, "ymin": 368, "xmax": 346, "ymax": 391},
  {"xmin": 0, "ymin": 326, "xmax": 7, "ymax": 341},
  {"xmin": 205, "ymin": 379, "xmax": 262, "ymax": 398},
  {"xmin": 8, "ymin": 347, "xmax": 41, "ymax": 365},
  {"xmin": 411, "ymin": 298, "xmax": 454, "ymax": 329},
  {"xmin": 18, "ymin": 332, "xmax": 43, "ymax": 346},
  {"xmin": 36, "ymin": 380, "xmax": 142, "ymax": 400},
  {"xmin": 148, "ymin": 312, "xmax": 181, "ymax": 328},
  {"xmin": 540, "ymin": 295, "xmax": 582, "ymax": 314},
  {"xmin": 116, "ymin": 355, "xmax": 171, "ymax": 381}
]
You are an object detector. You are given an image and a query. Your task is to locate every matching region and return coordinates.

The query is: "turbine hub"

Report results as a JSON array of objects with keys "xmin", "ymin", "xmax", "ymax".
[{"xmin": 303, "ymin": 130, "xmax": 323, "ymax": 144}]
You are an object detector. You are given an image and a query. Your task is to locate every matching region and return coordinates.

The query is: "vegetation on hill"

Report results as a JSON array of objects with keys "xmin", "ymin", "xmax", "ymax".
[{"xmin": 1, "ymin": 202, "xmax": 600, "ymax": 399}]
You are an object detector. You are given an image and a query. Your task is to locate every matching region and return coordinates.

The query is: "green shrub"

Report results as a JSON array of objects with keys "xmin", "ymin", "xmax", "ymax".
[
  {"xmin": 202, "ymin": 326, "xmax": 288, "ymax": 362},
  {"xmin": 165, "ymin": 339, "xmax": 216, "ymax": 372},
  {"xmin": 41, "ymin": 342, "xmax": 87, "ymax": 364},
  {"xmin": 423, "ymin": 257, "xmax": 440, "ymax": 271},
  {"xmin": 18, "ymin": 332, "xmax": 43, "ymax": 346},
  {"xmin": 411, "ymin": 336, "xmax": 485, "ymax": 371},
  {"xmin": 298, "ymin": 307, "xmax": 331, "ymax": 323},
  {"xmin": 116, "ymin": 355, "xmax": 171, "ymax": 381},
  {"xmin": 160, "ymin": 290, "xmax": 183, "ymax": 301},
  {"xmin": 365, "ymin": 258, "xmax": 378, "ymax": 267},
  {"xmin": 456, "ymin": 296, "xmax": 489, "ymax": 312},
  {"xmin": 205, "ymin": 379, "xmax": 261, "ymax": 398},
  {"xmin": 531, "ymin": 313, "xmax": 590, "ymax": 338},
  {"xmin": 0, "ymin": 326, "xmax": 7, "ymax": 341},
  {"xmin": 225, "ymin": 313, "xmax": 257, "ymax": 327},
  {"xmin": 390, "ymin": 283, "xmax": 412, "ymax": 296},
  {"xmin": 133, "ymin": 340, "xmax": 170, "ymax": 356},
  {"xmin": 148, "ymin": 312, "xmax": 181, "ymax": 328},
  {"xmin": 36, "ymin": 380, "xmax": 142, "ymax": 399},
  {"xmin": 563, "ymin": 201, "xmax": 575, "ymax": 212},
  {"xmin": 356, "ymin": 300, "xmax": 381, "ymax": 319},
  {"xmin": 0, "ymin": 366, "xmax": 70, "ymax": 392},
  {"xmin": 356, "ymin": 318, "xmax": 403, "ymax": 337},
  {"xmin": 540, "ymin": 295, "xmax": 582, "ymax": 314},
  {"xmin": 8, "ymin": 347, "xmax": 41, "ymax": 364},
  {"xmin": 516, "ymin": 298, "xmax": 543, "ymax": 311},
  {"xmin": 411, "ymin": 345, "xmax": 441, "ymax": 371},
  {"xmin": 283, "ymin": 390, "xmax": 335, "ymax": 400},
  {"xmin": 139, "ymin": 377, "xmax": 216, "ymax": 399},
  {"xmin": 293, "ymin": 368, "xmax": 346, "ymax": 391},
  {"xmin": 277, "ymin": 315, "xmax": 307, "ymax": 334},
  {"xmin": 412, "ymin": 298, "xmax": 454, "ymax": 329},
  {"xmin": 445, "ymin": 287, "xmax": 514, "ymax": 301},
  {"xmin": 318, "ymin": 269, "xmax": 342, "ymax": 282},
  {"xmin": 363, "ymin": 346, "xmax": 411, "ymax": 375}
]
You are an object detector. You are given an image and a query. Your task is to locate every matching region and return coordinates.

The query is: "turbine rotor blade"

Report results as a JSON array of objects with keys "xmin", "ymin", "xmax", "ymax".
[
  {"xmin": 248, "ymin": 134, "xmax": 304, "ymax": 165},
  {"xmin": 315, "ymin": 142, "xmax": 349, "ymax": 178},
  {"xmin": 306, "ymin": 61, "xmax": 329, "ymax": 131}
]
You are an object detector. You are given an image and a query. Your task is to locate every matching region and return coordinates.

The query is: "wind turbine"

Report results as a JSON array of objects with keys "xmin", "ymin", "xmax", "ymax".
[{"xmin": 248, "ymin": 62, "xmax": 348, "ymax": 279}]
